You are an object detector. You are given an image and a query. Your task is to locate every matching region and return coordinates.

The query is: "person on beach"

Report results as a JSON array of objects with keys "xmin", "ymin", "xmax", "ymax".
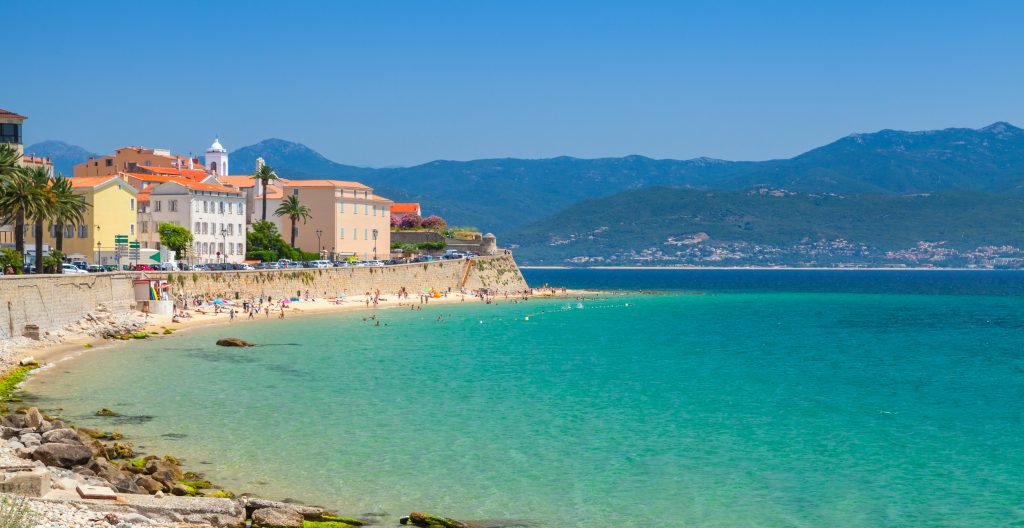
[
  {"xmin": 248, "ymin": 308, "xmax": 255, "ymax": 320},
  {"xmin": 229, "ymin": 309, "xmax": 236, "ymax": 321},
  {"xmin": 279, "ymin": 308, "xmax": 285, "ymax": 319}
]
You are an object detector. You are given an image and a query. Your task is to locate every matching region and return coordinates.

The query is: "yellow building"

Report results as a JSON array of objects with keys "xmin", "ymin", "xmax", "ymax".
[{"xmin": 25, "ymin": 175, "xmax": 139, "ymax": 263}]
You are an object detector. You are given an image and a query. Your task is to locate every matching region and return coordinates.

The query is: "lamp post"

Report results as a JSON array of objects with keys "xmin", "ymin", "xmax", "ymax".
[
  {"xmin": 96, "ymin": 241, "xmax": 101, "ymax": 266},
  {"xmin": 315, "ymin": 229, "xmax": 323, "ymax": 259},
  {"xmin": 372, "ymin": 229, "xmax": 379, "ymax": 260},
  {"xmin": 220, "ymin": 228, "xmax": 228, "ymax": 264}
]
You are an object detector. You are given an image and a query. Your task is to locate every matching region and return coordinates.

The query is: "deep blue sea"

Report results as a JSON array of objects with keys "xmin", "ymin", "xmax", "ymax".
[{"xmin": 24, "ymin": 269, "xmax": 1024, "ymax": 527}]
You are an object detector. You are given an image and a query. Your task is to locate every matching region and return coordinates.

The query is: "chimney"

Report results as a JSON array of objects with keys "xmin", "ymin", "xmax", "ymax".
[{"xmin": 188, "ymin": 157, "xmax": 194, "ymax": 170}]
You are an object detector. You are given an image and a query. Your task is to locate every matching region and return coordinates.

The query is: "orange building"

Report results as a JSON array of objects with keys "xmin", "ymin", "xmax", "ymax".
[
  {"xmin": 73, "ymin": 146, "xmax": 199, "ymax": 178},
  {"xmin": 281, "ymin": 180, "xmax": 392, "ymax": 260}
]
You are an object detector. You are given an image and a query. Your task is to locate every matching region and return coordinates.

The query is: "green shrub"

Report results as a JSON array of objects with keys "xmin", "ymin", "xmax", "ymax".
[{"xmin": 0, "ymin": 496, "xmax": 38, "ymax": 528}]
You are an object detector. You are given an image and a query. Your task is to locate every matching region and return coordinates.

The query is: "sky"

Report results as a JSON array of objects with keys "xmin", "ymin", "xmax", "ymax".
[{"xmin": 8, "ymin": 0, "xmax": 1024, "ymax": 167}]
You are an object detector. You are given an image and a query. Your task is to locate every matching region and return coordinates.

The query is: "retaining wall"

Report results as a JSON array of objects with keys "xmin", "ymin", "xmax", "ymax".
[
  {"xmin": 0, "ymin": 273, "xmax": 136, "ymax": 339},
  {"xmin": 153, "ymin": 254, "xmax": 528, "ymax": 301}
]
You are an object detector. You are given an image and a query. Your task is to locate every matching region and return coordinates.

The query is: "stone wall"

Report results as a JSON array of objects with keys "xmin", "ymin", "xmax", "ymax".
[
  {"xmin": 153, "ymin": 254, "xmax": 528, "ymax": 301},
  {"xmin": 0, "ymin": 273, "xmax": 136, "ymax": 340}
]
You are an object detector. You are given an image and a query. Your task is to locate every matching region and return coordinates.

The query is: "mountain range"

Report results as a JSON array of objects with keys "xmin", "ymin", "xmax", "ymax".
[{"xmin": 26, "ymin": 121, "xmax": 1024, "ymax": 265}]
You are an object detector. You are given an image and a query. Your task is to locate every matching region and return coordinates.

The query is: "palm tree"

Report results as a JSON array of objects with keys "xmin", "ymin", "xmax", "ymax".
[
  {"xmin": 19, "ymin": 166, "xmax": 55, "ymax": 274},
  {"xmin": 274, "ymin": 194, "xmax": 311, "ymax": 248},
  {"xmin": 0, "ymin": 144, "xmax": 25, "ymax": 254},
  {"xmin": 252, "ymin": 164, "xmax": 278, "ymax": 221},
  {"xmin": 50, "ymin": 174, "xmax": 89, "ymax": 252}
]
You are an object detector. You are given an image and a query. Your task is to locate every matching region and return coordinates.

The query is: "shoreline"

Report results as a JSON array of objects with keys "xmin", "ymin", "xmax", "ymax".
[{"xmin": 3, "ymin": 286, "xmax": 600, "ymax": 526}]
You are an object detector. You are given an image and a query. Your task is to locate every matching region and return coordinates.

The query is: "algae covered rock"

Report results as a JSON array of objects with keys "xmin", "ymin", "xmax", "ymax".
[
  {"xmin": 405, "ymin": 512, "xmax": 476, "ymax": 528},
  {"xmin": 216, "ymin": 337, "xmax": 255, "ymax": 347},
  {"xmin": 252, "ymin": 506, "xmax": 304, "ymax": 528}
]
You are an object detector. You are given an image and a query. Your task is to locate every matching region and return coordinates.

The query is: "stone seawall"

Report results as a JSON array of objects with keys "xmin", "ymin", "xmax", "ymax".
[
  {"xmin": 154, "ymin": 254, "xmax": 528, "ymax": 301},
  {"xmin": 0, "ymin": 273, "xmax": 137, "ymax": 340}
]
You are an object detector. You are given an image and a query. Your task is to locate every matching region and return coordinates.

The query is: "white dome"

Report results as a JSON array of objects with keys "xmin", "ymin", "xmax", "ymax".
[{"xmin": 207, "ymin": 138, "xmax": 226, "ymax": 152}]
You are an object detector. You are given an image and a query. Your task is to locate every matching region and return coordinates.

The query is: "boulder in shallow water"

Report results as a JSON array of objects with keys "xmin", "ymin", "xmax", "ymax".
[
  {"xmin": 33, "ymin": 442, "xmax": 93, "ymax": 468},
  {"xmin": 245, "ymin": 498, "xmax": 323, "ymax": 519},
  {"xmin": 407, "ymin": 512, "xmax": 476, "ymax": 528},
  {"xmin": 24, "ymin": 408, "xmax": 45, "ymax": 429},
  {"xmin": 251, "ymin": 506, "xmax": 303, "ymax": 528},
  {"xmin": 216, "ymin": 337, "xmax": 255, "ymax": 347}
]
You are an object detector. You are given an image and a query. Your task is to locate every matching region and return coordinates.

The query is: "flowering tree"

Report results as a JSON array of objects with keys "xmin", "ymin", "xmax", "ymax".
[
  {"xmin": 420, "ymin": 215, "xmax": 447, "ymax": 230},
  {"xmin": 399, "ymin": 214, "xmax": 422, "ymax": 230},
  {"xmin": 390, "ymin": 214, "xmax": 401, "ymax": 229}
]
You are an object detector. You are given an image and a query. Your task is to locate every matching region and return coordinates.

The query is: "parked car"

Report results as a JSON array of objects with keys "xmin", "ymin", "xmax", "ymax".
[
  {"xmin": 192, "ymin": 264, "xmax": 209, "ymax": 271},
  {"xmin": 103, "ymin": 265, "xmax": 117, "ymax": 272},
  {"xmin": 178, "ymin": 263, "xmax": 192, "ymax": 271},
  {"xmin": 366, "ymin": 260, "xmax": 385, "ymax": 267},
  {"xmin": 261, "ymin": 262, "xmax": 280, "ymax": 269},
  {"xmin": 70, "ymin": 260, "xmax": 89, "ymax": 270},
  {"xmin": 61, "ymin": 264, "xmax": 89, "ymax": 275},
  {"xmin": 239, "ymin": 263, "xmax": 256, "ymax": 270},
  {"xmin": 307, "ymin": 260, "xmax": 332, "ymax": 269},
  {"xmin": 87, "ymin": 264, "xmax": 105, "ymax": 273}
]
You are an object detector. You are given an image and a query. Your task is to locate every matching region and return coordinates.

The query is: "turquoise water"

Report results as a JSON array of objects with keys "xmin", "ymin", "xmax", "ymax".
[{"xmin": 23, "ymin": 272, "xmax": 1024, "ymax": 527}]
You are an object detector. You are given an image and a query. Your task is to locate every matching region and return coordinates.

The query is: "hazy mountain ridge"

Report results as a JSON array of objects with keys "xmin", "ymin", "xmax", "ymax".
[
  {"xmin": 27, "ymin": 122, "xmax": 1024, "ymax": 235},
  {"xmin": 23, "ymin": 140, "xmax": 99, "ymax": 176}
]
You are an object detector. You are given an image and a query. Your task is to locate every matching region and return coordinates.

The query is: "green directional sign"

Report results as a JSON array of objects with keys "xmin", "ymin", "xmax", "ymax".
[
  {"xmin": 149, "ymin": 253, "xmax": 161, "ymax": 263},
  {"xmin": 129, "ymin": 241, "xmax": 140, "ymax": 249},
  {"xmin": 114, "ymin": 235, "xmax": 128, "ymax": 243}
]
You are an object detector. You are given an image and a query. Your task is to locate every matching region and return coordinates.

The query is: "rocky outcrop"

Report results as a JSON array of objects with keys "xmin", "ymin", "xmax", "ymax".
[
  {"xmin": 216, "ymin": 338, "xmax": 255, "ymax": 347},
  {"xmin": 32, "ymin": 443, "xmax": 93, "ymax": 468},
  {"xmin": 405, "ymin": 511, "xmax": 477, "ymax": 528}
]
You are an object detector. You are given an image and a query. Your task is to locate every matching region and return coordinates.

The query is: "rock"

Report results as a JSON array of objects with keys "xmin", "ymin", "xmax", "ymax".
[
  {"xmin": 15, "ymin": 446, "xmax": 37, "ymax": 459},
  {"xmin": 95, "ymin": 408, "xmax": 121, "ymax": 417},
  {"xmin": 33, "ymin": 442, "xmax": 94, "ymax": 468},
  {"xmin": 408, "ymin": 512, "xmax": 475, "ymax": 528},
  {"xmin": 86, "ymin": 458, "xmax": 126, "ymax": 484},
  {"xmin": 144, "ymin": 459, "xmax": 183, "ymax": 483},
  {"xmin": 42, "ymin": 428, "xmax": 82, "ymax": 444},
  {"xmin": 251, "ymin": 507, "xmax": 304, "ymax": 528},
  {"xmin": 245, "ymin": 498, "xmax": 323, "ymax": 519},
  {"xmin": 0, "ymin": 415, "xmax": 25, "ymax": 429},
  {"xmin": 154, "ymin": 490, "xmax": 164, "ymax": 498},
  {"xmin": 19, "ymin": 433, "xmax": 41, "ymax": 447},
  {"xmin": 24, "ymin": 407, "xmax": 45, "ymax": 429},
  {"xmin": 171, "ymin": 483, "xmax": 195, "ymax": 496},
  {"xmin": 76, "ymin": 483, "xmax": 117, "ymax": 500},
  {"xmin": 216, "ymin": 337, "xmax": 255, "ymax": 347},
  {"xmin": 0, "ymin": 426, "xmax": 19, "ymax": 439},
  {"xmin": 134, "ymin": 475, "xmax": 164, "ymax": 494},
  {"xmin": 113, "ymin": 477, "xmax": 143, "ymax": 494},
  {"xmin": 53, "ymin": 477, "xmax": 80, "ymax": 491},
  {"xmin": 6, "ymin": 440, "xmax": 24, "ymax": 450}
]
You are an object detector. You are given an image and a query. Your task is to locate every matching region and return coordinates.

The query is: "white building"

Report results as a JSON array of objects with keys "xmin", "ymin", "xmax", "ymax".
[
  {"xmin": 205, "ymin": 138, "xmax": 229, "ymax": 177},
  {"xmin": 137, "ymin": 179, "xmax": 247, "ymax": 263}
]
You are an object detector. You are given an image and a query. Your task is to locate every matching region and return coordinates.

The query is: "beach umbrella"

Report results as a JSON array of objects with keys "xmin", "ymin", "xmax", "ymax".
[{"xmin": 212, "ymin": 299, "xmax": 225, "ymax": 305}]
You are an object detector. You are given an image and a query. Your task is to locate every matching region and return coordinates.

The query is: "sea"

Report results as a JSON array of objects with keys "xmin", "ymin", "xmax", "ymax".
[{"xmin": 22, "ymin": 269, "xmax": 1024, "ymax": 527}]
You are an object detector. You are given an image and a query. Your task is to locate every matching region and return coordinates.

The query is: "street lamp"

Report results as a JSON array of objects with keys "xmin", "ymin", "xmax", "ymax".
[
  {"xmin": 315, "ymin": 229, "xmax": 323, "ymax": 258},
  {"xmin": 96, "ymin": 241, "xmax": 101, "ymax": 265},
  {"xmin": 220, "ymin": 227, "xmax": 228, "ymax": 264},
  {"xmin": 372, "ymin": 229, "xmax": 379, "ymax": 260}
]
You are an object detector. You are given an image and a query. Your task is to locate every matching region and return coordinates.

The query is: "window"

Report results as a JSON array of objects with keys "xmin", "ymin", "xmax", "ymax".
[
  {"xmin": 130, "ymin": 198, "xmax": 135, "ymax": 211},
  {"xmin": 218, "ymin": 202, "xmax": 224, "ymax": 214},
  {"xmin": 227, "ymin": 243, "xmax": 233, "ymax": 255},
  {"xmin": 338, "ymin": 201, "xmax": 344, "ymax": 213},
  {"xmin": 194, "ymin": 222, "xmax": 201, "ymax": 233},
  {"xmin": 227, "ymin": 203, "xmax": 232, "ymax": 214},
  {"xmin": 238, "ymin": 204, "xmax": 243, "ymax": 215},
  {"xmin": 140, "ymin": 222, "xmax": 148, "ymax": 234},
  {"xmin": 79, "ymin": 225, "xmax": 88, "ymax": 238},
  {"xmin": 238, "ymin": 224, "xmax": 242, "ymax": 234},
  {"xmin": 155, "ymin": 200, "xmax": 162, "ymax": 212},
  {"xmin": 218, "ymin": 242, "xmax": 224, "ymax": 255},
  {"xmin": 293, "ymin": 189, "xmax": 299, "ymax": 197},
  {"xmin": 227, "ymin": 224, "xmax": 234, "ymax": 236},
  {"xmin": 364, "ymin": 203, "xmax": 369, "ymax": 215},
  {"xmin": 353, "ymin": 228, "xmax": 357, "ymax": 240},
  {"xmin": 144, "ymin": 161, "xmax": 152, "ymax": 167},
  {"xmin": 237, "ymin": 242, "xmax": 244, "ymax": 254},
  {"xmin": 364, "ymin": 228, "xmax": 368, "ymax": 240},
  {"xmin": 0, "ymin": 123, "xmax": 21, "ymax": 144},
  {"xmin": 339, "ymin": 226, "xmax": 344, "ymax": 239},
  {"xmin": 130, "ymin": 224, "xmax": 135, "ymax": 235},
  {"xmin": 202, "ymin": 242, "xmax": 208, "ymax": 254},
  {"xmin": 203, "ymin": 201, "xmax": 208, "ymax": 213},
  {"xmin": 169, "ymin": 200, "xmax": 178, "ymax": 212},
  {"xmin": 203, "ymin": 223, "xmax": 209, "ymax": 235}
]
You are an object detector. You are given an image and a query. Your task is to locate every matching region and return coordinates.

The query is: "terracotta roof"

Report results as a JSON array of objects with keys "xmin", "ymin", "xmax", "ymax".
[
  {"xmin": 284, "ymin": 179, "xmax": 370, "ymax": 189},
  {"xmin": 390, "ymin": 203, "xmax": 420, "ymax": 214},
  {"xmin": 139, "ymin": 166, "xmax": 209, "ymax": 181},
  {"xmin": 256, "ymin": 187, "xmax": 284, "ymax": 199},
  {"xmin": 217, "ymin": 175, "xmax": 258, "ymax": 188},
  {"xmin": 370, "ymin": 194, "xmax": 394, "ymax": 204},
  {"xmin": 137, "ymin": 188, "xmax": 152, "ymax": 202},
  {"xmin": 0, "ymin": 109, "xmax": 27, "ymax": 120},
  {"xmin": 69, "ymin": 176, "xmax": 119, "ymax": 189},
  {"xmin": 182, "ymin": 181, "xmax": 241, "ymax": 194},
  {"xmin": 123, "ymin": 172, "xmax": 192, "ymax": 183}
]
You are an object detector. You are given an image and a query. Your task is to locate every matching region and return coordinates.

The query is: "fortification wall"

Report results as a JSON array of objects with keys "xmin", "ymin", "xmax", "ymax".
[
  {"xmin": 0, "ymin": 273, "xmax": 136, "ymax": 339},
  {"xmin": 154, "ymin": 254, "xmax": 528, "ymax": 301}
]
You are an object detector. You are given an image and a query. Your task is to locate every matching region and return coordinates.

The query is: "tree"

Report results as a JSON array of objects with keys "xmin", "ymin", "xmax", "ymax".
[
  {"xmin": 246, "ymin": 220, "xmax": 296, "ymax": 261},
  {"xmin": 252, "ymin": 164, "xmax": 278, "ymax": 221},
  {"xmin": 0, "ymin": 144, "xmax": 27, "ymax": 255},
  {"xmin": 420, "ymin": 215, "xmax": 447, "ymax": 230},
  {"xmin": 399, "ymin": 213, "xmax": 422, "ymax": 230},
  {"xmin": 50, "ymin": 174, "xmax": 89, "ymax": 252},
  {"xmin": 274, "ymin": 195, "xmax": 311, "ymax": 248},
  {"xmin": 158, "ymin": 223, "xmax": 193, "ymax": 261},
  {"xmin": 18, "ymin": 166, "xmax": 55, "ymax": 274}
]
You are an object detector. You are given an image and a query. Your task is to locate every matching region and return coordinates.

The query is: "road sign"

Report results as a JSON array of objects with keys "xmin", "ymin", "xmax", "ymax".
[
  {"xmin": 129, "ymin": 241, "xmax": 140, "ymax": 249},
  {"xmin": 114, "ymin": 235, "xmax": 128, "ymax": 244}
]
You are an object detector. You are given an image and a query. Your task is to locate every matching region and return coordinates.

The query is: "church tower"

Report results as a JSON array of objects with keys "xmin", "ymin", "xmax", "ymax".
[{"xmin": 206, "ymin": 138, "xmax": 228, "ymax": 176}]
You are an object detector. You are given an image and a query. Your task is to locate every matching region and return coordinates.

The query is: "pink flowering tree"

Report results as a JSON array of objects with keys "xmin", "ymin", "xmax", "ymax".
[
  {"xmin": 399, "ymin": 214, "xmax": 423, "ymax": 230},
  {"xmin": 390, "ymin": 215, "xmax": 401, "ymax": 229},
  {"xmin": 420, "ymin": 215, "xmax": 447, "ymax": 231}
]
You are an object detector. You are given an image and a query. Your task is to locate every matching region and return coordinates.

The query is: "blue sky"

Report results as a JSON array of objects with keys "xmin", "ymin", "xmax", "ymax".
[{"xmin": 8, "ymin": 1, "xmax": 1024, "ymax": 167}]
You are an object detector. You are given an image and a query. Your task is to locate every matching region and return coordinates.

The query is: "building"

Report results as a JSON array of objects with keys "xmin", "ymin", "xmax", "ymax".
[
  {"xmin": 281, "ymin": 180, "xmax": 392, "ymax": 260},
  {"xmin": 205, "ymin": 138, "xmax": 229, "ymax": 176},
  {"xmin": 74, "ymin": 146, "xmax": 198, "ymax": 178},
  {"xmin": 390, "ymin": 203, "xmax": 422, "ymax": 217},
  {"xmin": 22, "ymin": 175, "xmax": 138, "ymax": 265},
  {"xmin": 1, "ymin": 108, "xmax": 54, "ymax": 247},
  {"xmin": 136, "ymin": 179, "xmax": 246, "ymax": 264}
]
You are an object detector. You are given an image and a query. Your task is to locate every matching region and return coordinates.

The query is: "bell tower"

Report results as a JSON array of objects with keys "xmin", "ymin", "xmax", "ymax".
[{"xmin": 205, "ymin": 137, "xmax": 228, "ymax": 176}]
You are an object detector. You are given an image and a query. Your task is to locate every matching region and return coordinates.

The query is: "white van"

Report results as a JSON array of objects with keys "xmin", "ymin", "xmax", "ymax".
[{"xmin": 308, "ymin": 260, "xmax": 332, "ymax": 269}]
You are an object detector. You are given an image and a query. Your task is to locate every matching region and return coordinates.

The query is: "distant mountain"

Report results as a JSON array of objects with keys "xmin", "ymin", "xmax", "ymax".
[
  {"xmin": 23, "ymin": 140, "xmax": 98, "ymax": 176},
  {"xmin": 228, "ymin": 122, "xmax": 1024, "ymax": 233},
  {"xmin": 506, "ymin": 187, "xmax": 1024, "ymax": 267}
]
